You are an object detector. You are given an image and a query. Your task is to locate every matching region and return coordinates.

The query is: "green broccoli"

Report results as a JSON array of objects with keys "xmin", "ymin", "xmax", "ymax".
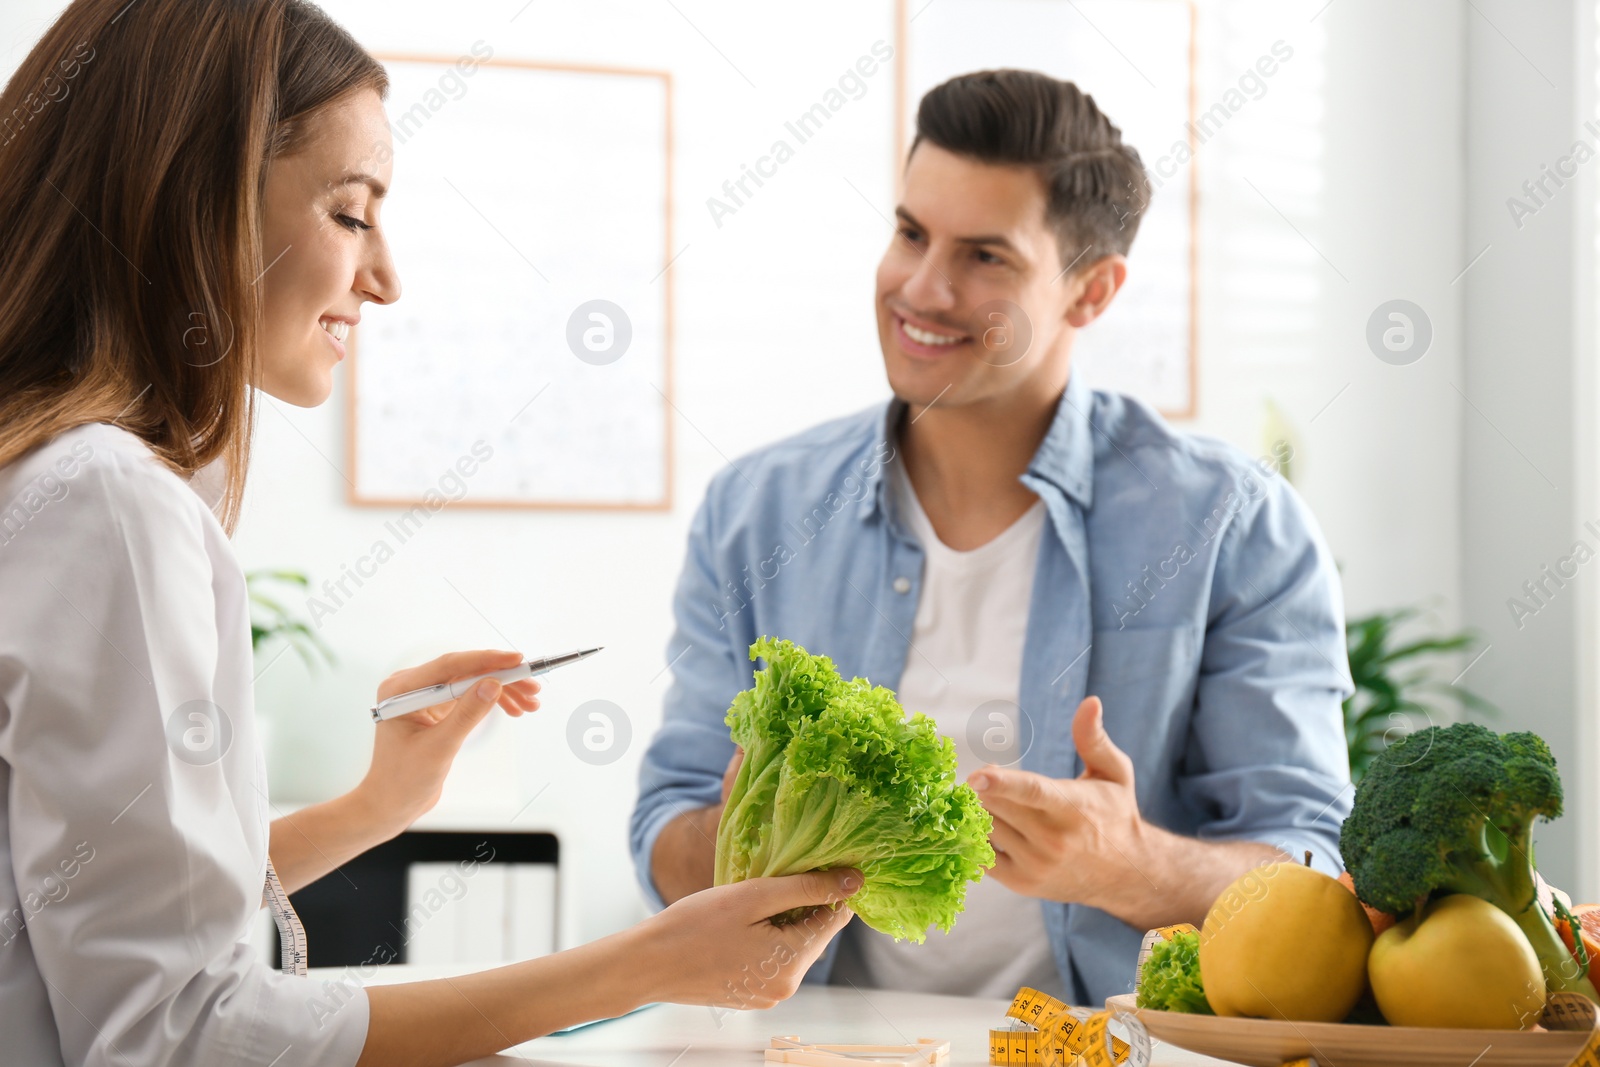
[
  {"xmin": 1339, "ymin": 721, "xmax": 1598, "ymax": 998},
  {"xmin": 1136, "ymin": 929, "xmax": 1213, "ymax": 1014}
]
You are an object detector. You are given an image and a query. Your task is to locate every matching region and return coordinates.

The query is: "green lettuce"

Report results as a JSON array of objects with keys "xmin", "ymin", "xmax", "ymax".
[
  {"xmin": 1136, "ymin": 929, "xmax": 1213, "ymax": 1014},
  {"xmin": 713, "ymin": 637, "xmax": 995, "ymax": 943}
]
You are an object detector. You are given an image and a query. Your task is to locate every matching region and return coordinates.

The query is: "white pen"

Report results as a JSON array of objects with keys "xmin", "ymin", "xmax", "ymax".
[{"xmin": 370, "ymin": 647, "xmax": 604, "ymax": 722}]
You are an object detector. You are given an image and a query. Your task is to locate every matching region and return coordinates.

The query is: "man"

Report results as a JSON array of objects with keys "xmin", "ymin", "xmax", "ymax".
[{"xmin": 629, "ymin": 68, "xmax": 1352, "ymax": 1006}]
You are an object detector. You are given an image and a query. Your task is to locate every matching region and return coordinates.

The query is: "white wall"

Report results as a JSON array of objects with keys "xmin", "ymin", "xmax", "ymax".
[
  {"xmin": 1462, "ymin": 0, "xmax": 1597, "ymax": 897},
  {"xmin": 2, "ymin": 0, "xmax": 1504, "ymax": 933},
  {"xmin": 1186, "ymin": 2, "xmax": 1464, "ymax": 625},
  {"xmin": 0, "ymin": 1, "xmax": 63, "ymax": 79}
]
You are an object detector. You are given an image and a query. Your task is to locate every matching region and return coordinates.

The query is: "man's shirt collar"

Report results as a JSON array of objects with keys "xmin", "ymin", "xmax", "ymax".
[{"xmin": 863, "ymin": 371, "xmax": 1097, "ymax": 524}]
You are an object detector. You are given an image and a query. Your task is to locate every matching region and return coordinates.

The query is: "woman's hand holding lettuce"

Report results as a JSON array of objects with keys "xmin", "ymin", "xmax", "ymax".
[{"xmin": 714, "ymin": 637, "xmax": 995, "ymax": 942}]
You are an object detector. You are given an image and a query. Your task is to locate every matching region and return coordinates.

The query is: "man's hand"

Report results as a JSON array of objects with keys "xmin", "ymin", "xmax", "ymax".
[
  {"xmin": 969, "ymin": 696, "xmax": 1284, "ymax": 929},
  {"xmin": 969, "ymin": 696, "xmax": 1155, "ymax": 915}
]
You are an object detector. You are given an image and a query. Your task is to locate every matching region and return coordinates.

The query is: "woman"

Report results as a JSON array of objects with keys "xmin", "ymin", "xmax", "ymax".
[{"xmin": 0, "ymin": 2, "xmax": 856, "ymax": 1064}]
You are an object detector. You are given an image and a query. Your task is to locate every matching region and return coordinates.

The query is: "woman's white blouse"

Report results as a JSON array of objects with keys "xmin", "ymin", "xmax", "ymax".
[{"xmin": 0, "ymin": 425, "xmax": 369, "ymax": 1066}]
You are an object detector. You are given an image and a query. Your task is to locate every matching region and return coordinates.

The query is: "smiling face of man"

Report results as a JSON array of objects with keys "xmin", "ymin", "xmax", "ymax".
[{"xmin": 874, "ymin": 142, "xmax": 1125, "ymax": 415}]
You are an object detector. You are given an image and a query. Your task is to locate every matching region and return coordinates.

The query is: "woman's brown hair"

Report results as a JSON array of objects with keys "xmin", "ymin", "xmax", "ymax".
[{"xmin": 0, "ymin": 0, "xmax": 387, "ymax": 531}]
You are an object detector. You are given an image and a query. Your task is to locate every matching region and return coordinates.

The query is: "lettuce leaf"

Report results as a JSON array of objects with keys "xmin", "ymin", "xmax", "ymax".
[
  {"xmin": 713, "ymin": 636, "xmax": 995, "ymax": 943},
  {"xmin": 1136, "ymin": 929, "xmax": 1213, "ymax": 1014}
]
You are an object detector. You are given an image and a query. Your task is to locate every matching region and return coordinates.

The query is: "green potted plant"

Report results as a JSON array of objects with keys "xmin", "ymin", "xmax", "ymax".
[
  {"xmin": 1343, "ymin": 607, "xmax": 1495, "ymax": 782},
  {"xmin": 247, "ymin": 569, "xmax": 334, "ymax": 670}
]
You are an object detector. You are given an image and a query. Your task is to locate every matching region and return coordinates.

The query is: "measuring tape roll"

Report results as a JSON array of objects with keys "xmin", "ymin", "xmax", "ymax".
[
  {"xmin": 988, "ymin": 986, "xmax": 1147, "ymax": 1067},
  {"xmin": 1544, "ymin": 993, "xmax": 1600, "ymax": 1067},
  {"xmin": 985, "ymin": 922, "xmax": 1195, "ymax": 1067},
  {"xmin": 263, "ymin": 858, "xmax": 308, "ymax": 977}
]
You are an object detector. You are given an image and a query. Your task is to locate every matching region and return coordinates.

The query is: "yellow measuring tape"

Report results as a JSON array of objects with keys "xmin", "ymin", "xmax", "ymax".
[
  {"xmin": 262, "ymin": 858, "xmax": 307, "ymax": 977},
  {"xmin": 986, "ymin": 924, "xmax": 1199, "ymax": 1067},
  {"xmin": 1543, "ymin": 993, "xmax": 1600, "ymax": 1067},
  {"xmin": 988, "ymin": 986, "xmax": 1145, "ymax": 1067}
]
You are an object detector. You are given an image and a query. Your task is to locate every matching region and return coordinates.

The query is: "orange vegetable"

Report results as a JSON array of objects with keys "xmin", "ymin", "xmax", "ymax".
[
  {"xmin": 1338, "ymin": 870, "xmax": 1397, "ymax": 936},
  {"xmin": 1554, "ymin": 903, "xmax": 1600, "ymax": 987}
]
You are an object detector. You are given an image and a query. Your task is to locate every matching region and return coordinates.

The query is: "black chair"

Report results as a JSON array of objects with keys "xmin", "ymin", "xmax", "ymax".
[{"xmin": 274, "ymin": 829, "xmax": 559, "ymax": 969}]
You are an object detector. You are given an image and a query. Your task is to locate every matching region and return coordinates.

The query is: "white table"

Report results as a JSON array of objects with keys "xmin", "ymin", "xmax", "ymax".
[{"xmin": 318, "ymin": 965, "xmax": 1230, "ymax": 1066}]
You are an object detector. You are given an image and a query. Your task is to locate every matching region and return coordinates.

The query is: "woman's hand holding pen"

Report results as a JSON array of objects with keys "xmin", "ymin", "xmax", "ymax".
[
  {"xmin": 268, "ymin": 650, "xmax": 539, "ymax": 894},
  {"xmin": 356, "ymin": 649, "xmax": 541, "ymax": 833}
]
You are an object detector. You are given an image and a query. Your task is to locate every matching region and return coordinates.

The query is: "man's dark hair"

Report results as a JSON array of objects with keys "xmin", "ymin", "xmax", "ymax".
[{"xmin": 912, "ymin": 69, "xmax": 1151, "ymax": 272}]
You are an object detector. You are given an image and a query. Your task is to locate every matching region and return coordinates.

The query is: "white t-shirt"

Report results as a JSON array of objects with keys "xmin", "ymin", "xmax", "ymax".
[{"xmin": 831, "ymin": 461, "xmax": 1066, "ymax": 1000}]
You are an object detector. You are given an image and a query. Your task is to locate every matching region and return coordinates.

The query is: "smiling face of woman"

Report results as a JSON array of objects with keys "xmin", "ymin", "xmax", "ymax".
[{"xmin": 257, "ymin": 89, "xmax": 400, "ymax": 406}]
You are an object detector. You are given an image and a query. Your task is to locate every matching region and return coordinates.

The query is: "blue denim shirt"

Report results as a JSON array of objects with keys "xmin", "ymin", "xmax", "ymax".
[{"xmin": 629, "ymin": 372, "xmax": 1354, "ymax": 1006}]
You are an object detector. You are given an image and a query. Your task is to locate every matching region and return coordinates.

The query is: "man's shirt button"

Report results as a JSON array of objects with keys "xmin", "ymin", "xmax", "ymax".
[{"xmin": 892, "ymin": 577, "xmax": 912, "ymax": 594}]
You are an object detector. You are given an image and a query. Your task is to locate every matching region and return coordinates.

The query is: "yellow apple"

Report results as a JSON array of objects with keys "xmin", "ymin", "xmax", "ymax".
[
  {"xmin": 1199, "ymin": 862, "xmax": 1374, "ymax": 1022},
  {"xmin": 1368, "ymin": 894, "xmax": 1545, "ymax": 1029}
]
